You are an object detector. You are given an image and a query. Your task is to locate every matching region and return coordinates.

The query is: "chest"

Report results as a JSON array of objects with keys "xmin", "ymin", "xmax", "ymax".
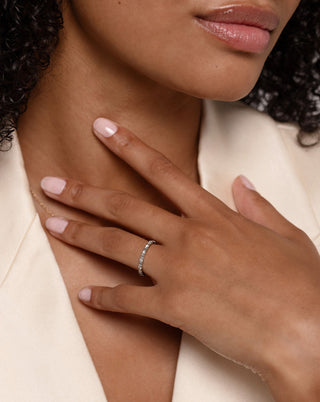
[{"xmin": 48, "ymin": 237, "xmax": 182, "ymax": 402}]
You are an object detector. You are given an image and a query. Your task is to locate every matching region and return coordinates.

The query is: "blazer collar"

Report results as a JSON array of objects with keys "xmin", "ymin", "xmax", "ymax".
[
  {"xmin": 0, "ymin": 137, "xmax": 37, "ymax": 284},
  {"xmin": 198, "ymin": 100, "xmax": 320, "ymax": 240},
  {"xmin": 0, "ymin": 135, "xmax": 108, "ymax": 400}
]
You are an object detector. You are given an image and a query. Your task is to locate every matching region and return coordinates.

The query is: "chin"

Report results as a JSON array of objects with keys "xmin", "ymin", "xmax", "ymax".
[
  {"xmin": 190, "ymin": 85, "xmax": 256, "ymax": 102},
  {"xmin": 170, "ymin": 70, "xmax": 261, "ymax": 102},
  {"xmin": 154, "ymin": 53, "xmax": 266, "ymax": 102}
]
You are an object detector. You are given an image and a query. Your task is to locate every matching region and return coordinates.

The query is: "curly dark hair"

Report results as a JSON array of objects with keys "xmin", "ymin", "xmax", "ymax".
[
  {"xmin": 242, "ymin": 0, "xmax": 320, "ymax": 147},
  {"xmin": 0, "ymin": 0, "xmax": 319, "ymax": 151},
  {"xmin": 0, "ymin": 0, "xmax": 63, "ymax": 150}
]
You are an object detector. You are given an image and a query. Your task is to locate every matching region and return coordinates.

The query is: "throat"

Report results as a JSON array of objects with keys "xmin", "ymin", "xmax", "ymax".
[
  {"xmin": 18, "ymin": 97, "xmax": 202, "ymax": 226},
  {"xmin": 17, "ymin": 94, "xmax": 201, "ymax": 188}
]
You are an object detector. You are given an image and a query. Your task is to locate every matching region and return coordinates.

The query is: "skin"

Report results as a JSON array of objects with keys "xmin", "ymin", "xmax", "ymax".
[
  {"xmin": 42, "ymin": 121, "xmax": 320, "ymax": 402},
  {"xmin": 19, "ymin": 0, "xmax": 300, "ymax": 196},
  {"xmin": 14, "ymin": 0, "xmax": 311, "ymax": 400}
]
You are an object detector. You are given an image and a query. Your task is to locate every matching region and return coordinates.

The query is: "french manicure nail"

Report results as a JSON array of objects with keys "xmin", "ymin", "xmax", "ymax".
[
  {"xmin": 239, "ymin": 175, "xmax": 256, "ymax": 191},
  {"xmin": 93, "ymin": 118, "xmax": 118, "ymax": 138},
  {"xmin": 78, "ymin": 288, "xmax": 92, "ymax": 302},
  {"xmin": 41, "ymin": 177, "xmax": 66, "ymax": 195},
  {"xmin": 45, "ymin": 217, "xmax": 69, "ymax": 234}
]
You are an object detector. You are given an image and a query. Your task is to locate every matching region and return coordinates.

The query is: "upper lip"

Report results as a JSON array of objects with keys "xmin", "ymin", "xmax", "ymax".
[{"xmin": 195, "ymin": 4, "xmax": 280, "ymax": 32}]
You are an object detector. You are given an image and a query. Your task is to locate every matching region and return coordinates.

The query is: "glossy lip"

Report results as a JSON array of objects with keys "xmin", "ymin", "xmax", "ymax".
[
  {"xmin": 194, "ymin": 4, "xmax": 280, "ymax": 53},
  {"xmin": 195, "ymin": 4, "xmax": 280, "ymax": 31}
]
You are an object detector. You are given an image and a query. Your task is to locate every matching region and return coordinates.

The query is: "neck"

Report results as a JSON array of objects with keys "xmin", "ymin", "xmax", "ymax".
[{"xmin": 18, "ymin": 4, "xmax": 202, "ymax": 211}]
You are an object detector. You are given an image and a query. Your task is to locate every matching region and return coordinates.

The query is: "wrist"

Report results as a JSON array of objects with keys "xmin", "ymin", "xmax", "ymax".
[
  {"xmin": 261, "ymin": 322, "xmax": 320, "ymax": 401},
  {"xmin": 264, "ymin": 355, "xmax": 320, "ymax": 401}
]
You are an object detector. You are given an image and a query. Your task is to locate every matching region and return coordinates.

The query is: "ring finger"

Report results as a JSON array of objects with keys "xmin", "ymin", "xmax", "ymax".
[{"xmin": 45, "ymin": 217, "xmax": 163, "ymax": 278}]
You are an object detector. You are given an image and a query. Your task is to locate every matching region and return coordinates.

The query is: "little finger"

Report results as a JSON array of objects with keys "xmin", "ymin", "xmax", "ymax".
[{"xmin": 78, "ymin": 284, "xmax": 165, "ymax": 321}]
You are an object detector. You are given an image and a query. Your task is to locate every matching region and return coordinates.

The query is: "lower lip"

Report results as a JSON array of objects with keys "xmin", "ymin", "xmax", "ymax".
[{"xmin": 196, "ymin": 18, "xmax": 271, "ymax": 53}]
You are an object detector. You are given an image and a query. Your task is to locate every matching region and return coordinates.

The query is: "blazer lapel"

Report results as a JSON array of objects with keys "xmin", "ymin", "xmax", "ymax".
[
  {"xmin": 198, "ymin": 100, "xmax": 320, "ymax": 240},
  {"xmin": 0, "ymin": 137, "xmax": 36, "ymax": 283},
  {"xmin": 0, "ymin": 136, "xmax": 107, "ymax": 401}
]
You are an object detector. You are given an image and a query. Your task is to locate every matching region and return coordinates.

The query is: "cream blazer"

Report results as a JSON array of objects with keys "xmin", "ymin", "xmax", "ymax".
[{"xmin": 1, "ymin": 100, "xmax": 320, "ymax": 402}]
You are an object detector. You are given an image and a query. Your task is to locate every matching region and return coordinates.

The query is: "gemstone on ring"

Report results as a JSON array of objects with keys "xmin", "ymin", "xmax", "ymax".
[{"xmin": 138, "ymin": 240, "xmax": 157, "ymax": 276}]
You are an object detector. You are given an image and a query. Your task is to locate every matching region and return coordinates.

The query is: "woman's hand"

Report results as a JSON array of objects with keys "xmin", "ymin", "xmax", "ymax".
[{"xmin": 41, "ymin": 118, "xmax": 320, "ymax": 401}]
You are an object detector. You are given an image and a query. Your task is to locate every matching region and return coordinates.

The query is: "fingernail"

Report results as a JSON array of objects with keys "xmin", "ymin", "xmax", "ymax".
[
  {"xmin": 45, "ymin": 217, "xmax": 69, "ymax": 234},
  {"xmin": 41, "ymin": 177, "xmax": 66, "ymax": 195},
  {"xmin": 239, "ymin": 175, "xmax": 256, "ymax": 191},
  {"xmin": 93, "ymin": 118, "xmax": 118, "ymax": 138},
  {"xmin": 78, "ymin": 288, "xmax": 92, "ymax": 302}
]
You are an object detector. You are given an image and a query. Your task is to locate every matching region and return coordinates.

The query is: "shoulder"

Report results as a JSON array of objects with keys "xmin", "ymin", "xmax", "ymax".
[
  {"xmin": 200, "ymin": 99, "xmax": 320, "ymax": 247},
  {"xmin": 203, "ymin": 98, "xmax": 320, "ymax": 161},
  {"xmin": 204, "ymin": 99, "xmax": 294, "ymax": 135}
]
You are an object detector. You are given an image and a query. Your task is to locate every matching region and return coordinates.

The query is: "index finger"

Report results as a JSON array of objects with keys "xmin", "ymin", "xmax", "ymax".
[{"xmin": 93, "ymin": 117, "xmax": 226, "ymax": 217}]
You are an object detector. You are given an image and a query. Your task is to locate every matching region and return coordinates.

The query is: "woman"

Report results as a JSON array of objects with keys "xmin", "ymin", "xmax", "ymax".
[{"xmin": 0, "ymin": 0, "xmax": 319, "ymax": 401}]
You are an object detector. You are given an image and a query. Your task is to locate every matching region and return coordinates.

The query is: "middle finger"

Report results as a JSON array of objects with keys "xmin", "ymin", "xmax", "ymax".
[{"xmin": 41, "ymin": 177, "xmax": 183, "ymax": 242}]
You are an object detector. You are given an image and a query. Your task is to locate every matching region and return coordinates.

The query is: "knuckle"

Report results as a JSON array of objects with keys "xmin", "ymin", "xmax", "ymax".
[
  {"xmin": 195, "ymin": 224, "xmax": 215, "ymax": 243},
  {"xmin": 64, "ymin": 221, "xmax": 83, "ymax": 243},
  {"xmin": 197, "ymin": 195, "xmax": 217, "ymax": 213},
  {"xmin": 177, "ymin": 222, "xmax": 193, "ymax": 245},
  {"xmin": 107, "ymin": 191, "xmax": 132, "ymax": 218},
  {"xmin": 181, "ymin": 222, "xmax": 215, "ymax": 250},
  {"xmin": 248, "ymin": 191, "xmax": 268, "ymax": 209},
  {"xmin": 112, "ymin": 286, "xmax": 128, "ymax": 311},
  {"xmin": 68, "ymin": 182, "xmax": 84, "ymax": 203},
  {"xmin": 91, "ymin": 288, "xmax": 105, "ymax": 309},
  {"xmin": 99, "ymin": 227, "xmax": 123, "ymax": 255},
  {"xmin": 149, "ymin": 154, "xmax": 174, "ymax": 177},
  {"xmin": 115, "ymin": 131, "xmax": 132, "ymax": 150},
  {"xmin": 240, "ymin": 193, "xmax": 272, "ymax": 218},
  {"xmin": 223, "ymin": 212, "xmax": 247, "ymax": 234}
]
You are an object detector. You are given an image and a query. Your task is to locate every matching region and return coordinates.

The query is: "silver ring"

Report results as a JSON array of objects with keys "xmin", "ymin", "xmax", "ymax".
[{"xmin": 138, "ymin": 240, "xmax": 157, "ymax": 277}]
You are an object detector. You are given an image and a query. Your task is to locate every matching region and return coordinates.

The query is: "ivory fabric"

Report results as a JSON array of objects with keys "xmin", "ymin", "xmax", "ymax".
[{"xmin": 1, "ymin": 99, "xmax": 320, "ymax": 401}]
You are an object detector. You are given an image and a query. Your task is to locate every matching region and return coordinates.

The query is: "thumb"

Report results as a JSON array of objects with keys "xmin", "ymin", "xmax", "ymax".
[{"xmin": 232, "ymin": 175, "xmax": 299, "ymax": 239}]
